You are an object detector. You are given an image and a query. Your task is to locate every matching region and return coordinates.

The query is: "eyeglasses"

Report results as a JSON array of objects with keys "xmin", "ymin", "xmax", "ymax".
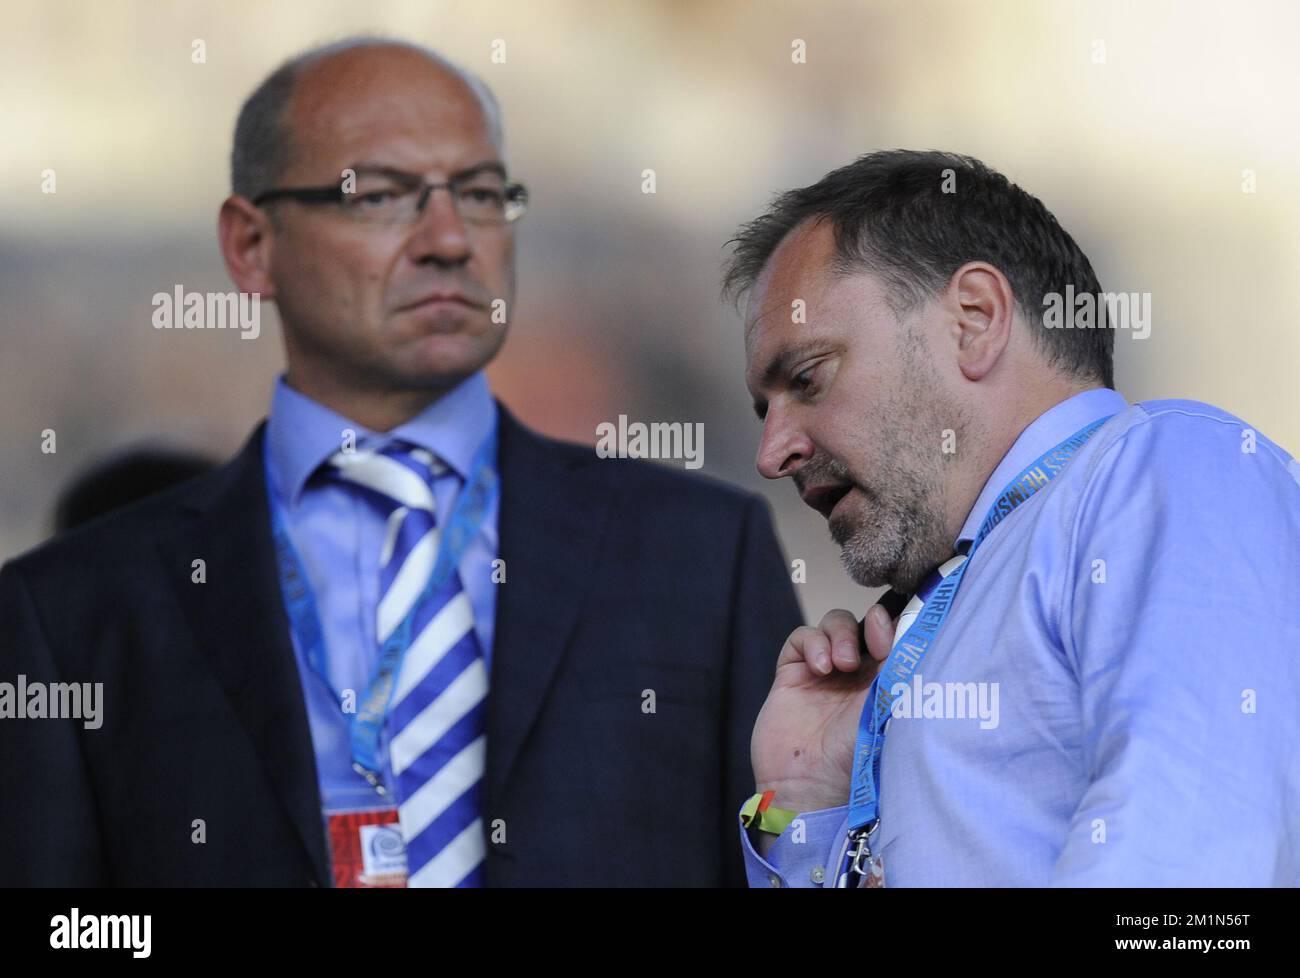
[{"xmin": 251, "ymin": 167, "xmax": 528, "ymax": 226}]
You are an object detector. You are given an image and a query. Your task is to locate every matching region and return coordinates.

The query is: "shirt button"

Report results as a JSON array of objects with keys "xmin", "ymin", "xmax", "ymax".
[
  {"xmin": 811, "ymin": 866, "xmax": 826, "ymax": 884},
  {"xmin": 767, "ymin": 874, "xmax": 782, "ymax": 888}
]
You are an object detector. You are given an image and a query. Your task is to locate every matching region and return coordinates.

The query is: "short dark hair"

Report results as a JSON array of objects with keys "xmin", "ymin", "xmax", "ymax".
[{"xmin": 722, "ymin": 149, "xmax": 1113, "ymax": 389}]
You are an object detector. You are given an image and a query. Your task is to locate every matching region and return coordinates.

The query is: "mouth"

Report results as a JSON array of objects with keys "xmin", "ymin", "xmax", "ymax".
[
  {"xmin": 396, "ymin": 293, "xmax": 483, "ymax": 313},
  {"xmin": 799, "ymin": 483, "xmax": 853, "ymax": 520}
]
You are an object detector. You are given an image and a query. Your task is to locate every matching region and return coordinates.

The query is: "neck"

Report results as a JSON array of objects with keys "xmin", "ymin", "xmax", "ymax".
[
  {"xmin": 283, "ymin": 365, "xmax": 457, "ymax": 432},
  {"xmin": 946, "ymin": 376, "xmax": 1103, "ymax": 548}
]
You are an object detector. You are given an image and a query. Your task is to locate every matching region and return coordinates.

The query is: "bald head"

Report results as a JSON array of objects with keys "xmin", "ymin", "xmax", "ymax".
[{"xmin": 230, "ymin": 37, "xmax": 503, "ymax": 201}]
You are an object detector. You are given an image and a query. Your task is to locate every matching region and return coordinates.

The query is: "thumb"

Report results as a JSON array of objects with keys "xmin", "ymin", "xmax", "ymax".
[{"xmin": 862, "ymin": 603, "xmax": 895, "ymax": 663}]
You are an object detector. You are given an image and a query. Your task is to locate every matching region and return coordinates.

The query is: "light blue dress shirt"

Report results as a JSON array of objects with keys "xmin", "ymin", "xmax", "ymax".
[
  {"xmin": 264, "ymin": 370, "xmax": 499, "ymax": 814},
  {"xmin": 743, "ymin": 388, "xmax": 1300, "ymax": 886}
]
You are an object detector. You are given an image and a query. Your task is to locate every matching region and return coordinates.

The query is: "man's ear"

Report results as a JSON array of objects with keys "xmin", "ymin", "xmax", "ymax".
[
  {"xmin": 217, "ymin": 196, "xmax": 276, "ymax": 299},
  {"xmin": 947, "ymin": 261, "xmax": 1015, "ymax": 382}
]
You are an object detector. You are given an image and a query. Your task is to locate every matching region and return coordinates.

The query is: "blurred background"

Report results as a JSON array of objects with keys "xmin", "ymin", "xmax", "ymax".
[{"xmin": 2, "ymin": 0, "xmax": 1297, "ymax": 618}]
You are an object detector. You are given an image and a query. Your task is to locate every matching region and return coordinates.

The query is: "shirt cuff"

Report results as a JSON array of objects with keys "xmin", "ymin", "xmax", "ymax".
[{"xmin": 738, "ymin": 802, "xmax": 850, "ymax": 888}]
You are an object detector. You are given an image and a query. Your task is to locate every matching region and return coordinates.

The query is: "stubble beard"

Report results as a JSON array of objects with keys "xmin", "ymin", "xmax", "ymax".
[{"xmin": 829, "ymin": 386, "xmax": 966, "ymax": 595}]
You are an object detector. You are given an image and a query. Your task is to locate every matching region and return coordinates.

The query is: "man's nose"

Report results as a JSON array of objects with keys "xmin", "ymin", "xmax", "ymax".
[
  {"xmin": 755, "ymin": 410, "xmax": 813, "ymax": 480},
  {"xmin": 405, "ymin": 188, "xmax": 472, "ymax": 267}
]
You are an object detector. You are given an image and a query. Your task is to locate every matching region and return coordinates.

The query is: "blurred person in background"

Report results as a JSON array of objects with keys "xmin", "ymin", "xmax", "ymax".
[
  {"xmin": 51, "ymin": 444, "xmax": 218, "ymax": 534},
  {"xmin": 0, "ymin": 36, "xmax": 801, "ymax": 887}
]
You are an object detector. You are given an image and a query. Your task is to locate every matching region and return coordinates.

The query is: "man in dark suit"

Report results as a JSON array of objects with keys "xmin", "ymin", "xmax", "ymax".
[{"xmin": 0, "ymin": 37, "xmax": 801, "ymax": 887}]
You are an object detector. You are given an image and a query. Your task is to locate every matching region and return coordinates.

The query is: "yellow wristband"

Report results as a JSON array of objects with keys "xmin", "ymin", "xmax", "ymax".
[{"xmin": 740, "ymin": 790, "xmax": 799, "ymax": 836}]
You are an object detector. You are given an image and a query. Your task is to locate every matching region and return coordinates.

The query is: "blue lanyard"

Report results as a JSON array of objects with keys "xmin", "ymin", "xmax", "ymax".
[
  {"xmin": 264, "ymin": 423, "xmax": 499, "ymax": 795},
  {"xmin": 836, "ymin": 414, "xmax": 1113, "ymax": 886}
]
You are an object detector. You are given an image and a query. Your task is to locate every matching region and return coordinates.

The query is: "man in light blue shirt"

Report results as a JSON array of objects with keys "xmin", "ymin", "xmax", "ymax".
[
  {"xmin": 724, "ymin": 150, "xmax": 1300, "ymax": 886},
  {"xmin": 0, "ymin": 37, "xmax": 805, "ymax": 888}
]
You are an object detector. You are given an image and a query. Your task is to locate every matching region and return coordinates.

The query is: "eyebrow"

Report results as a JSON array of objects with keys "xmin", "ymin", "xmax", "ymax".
[
  {"xmin": 750, "ymin": 339, "xmax": 827, "ymax": 421},
  {"xmin": 348, "ymin": 160, "xmax": 508, "ymax": 183}
]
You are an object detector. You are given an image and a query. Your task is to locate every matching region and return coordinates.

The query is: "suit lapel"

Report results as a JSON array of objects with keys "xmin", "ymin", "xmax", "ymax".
[
  {"xmin": 154, "ymin": 406, "xmax": 610, "ymax": 882},
  {"xmin": 157, "ymin": 422, "xmax": 330, "ymax": 886},
  {"xmin": 486, "ymin": 404, "xmax": 614, "ymax": 806}
]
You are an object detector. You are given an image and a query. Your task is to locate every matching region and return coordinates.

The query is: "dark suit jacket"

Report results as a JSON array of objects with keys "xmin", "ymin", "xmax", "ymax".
[{"xmin": 0, "ymin": 404, "xmax": 802, "ymax": 886}]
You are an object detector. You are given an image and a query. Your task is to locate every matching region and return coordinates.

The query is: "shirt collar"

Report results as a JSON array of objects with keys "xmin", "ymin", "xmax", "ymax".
[
  {"xmin": 266, "ymin": 369, "xmax": 496, "ymax": 508},
  {"xmin": 955, "ymin": 387, "xmax": 1128, "ymax": 549}
]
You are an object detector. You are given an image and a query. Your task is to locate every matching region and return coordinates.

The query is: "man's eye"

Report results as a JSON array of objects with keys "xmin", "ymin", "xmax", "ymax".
[
  {"xmin": 352, "ymin": 188, "xmax": 409, "ymax": 208},
  {"xmin": 793, "ymin": 365, "xmax": 818, "ymax": 391},
  {"xmin": 461, "ymin": 187, "xmax": 504, "ymax": 204}
]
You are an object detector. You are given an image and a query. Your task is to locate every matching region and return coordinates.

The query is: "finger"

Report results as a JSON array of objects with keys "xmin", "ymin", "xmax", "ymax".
[
  {"xmin": 863, "ymin": 603, "xmax": 895, "ymax": 663},
  {"xmin": 818, "ymin": 608, "xmax": 862, "ymax": 671},
  {"xmin": 776, "ymin": 625, "xmax": 834, "ymax": 675}
]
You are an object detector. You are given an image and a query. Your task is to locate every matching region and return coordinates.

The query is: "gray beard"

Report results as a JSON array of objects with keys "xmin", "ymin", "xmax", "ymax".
[
  {"xmin": 830, "ymin": 480, "xmax": 950, "ymax": 593},
  {"xmin": 826, "ymin": 392, "xmax": 965, "ymax": 593}
]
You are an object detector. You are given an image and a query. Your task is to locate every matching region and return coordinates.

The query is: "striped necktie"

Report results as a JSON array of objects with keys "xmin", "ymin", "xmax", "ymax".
[{"xmin": 328, "ymin": 442, "xmax": 489, "ymax": 888}]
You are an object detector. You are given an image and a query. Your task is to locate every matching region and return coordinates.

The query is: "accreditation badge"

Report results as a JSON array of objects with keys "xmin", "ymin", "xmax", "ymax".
[
  {"xmin": 861, "ymin": 853, "xmax": 886, "ymax": 888},
  {"xmin": 326, "ymin": 808, "xmax": 408, "ymax": 888}
]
